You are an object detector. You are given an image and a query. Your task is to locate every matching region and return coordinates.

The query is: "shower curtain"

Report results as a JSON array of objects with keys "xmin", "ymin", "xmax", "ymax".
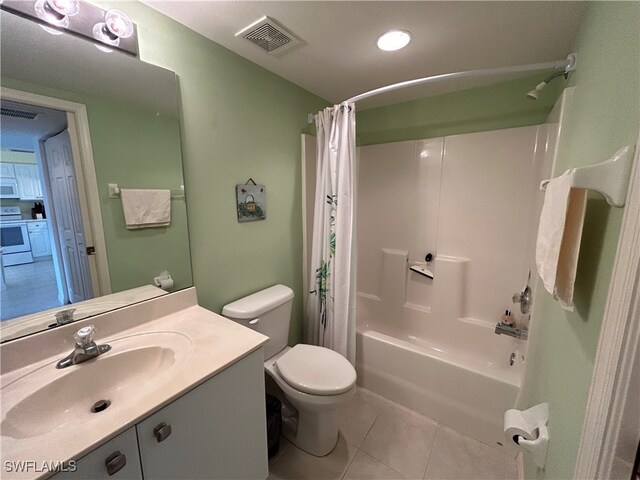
[{"xmin": 307, "ymin": 103, "xmax": 357, "ymax": 365}]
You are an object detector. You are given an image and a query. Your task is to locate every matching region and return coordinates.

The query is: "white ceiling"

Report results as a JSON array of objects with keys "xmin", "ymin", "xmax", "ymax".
[
  {"xmin": 1, "ymin": 100, "xmax": 67, "ymax": 151},
  {"xmin": 142, "ymin": 1, "xmax": 587, "ymax": 110}
]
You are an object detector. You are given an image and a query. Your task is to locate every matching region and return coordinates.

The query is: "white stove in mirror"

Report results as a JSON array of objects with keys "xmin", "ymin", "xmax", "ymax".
[{"xmin": 0, "ymin": 206, "xmax": 33, "ymax": 266}]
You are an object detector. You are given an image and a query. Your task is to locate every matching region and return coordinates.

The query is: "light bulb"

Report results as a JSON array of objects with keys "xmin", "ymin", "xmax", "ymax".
[
  {"xmin": 377, "ymin": 30, "xmax": 411, "ymax": 51},
  {"xmin": 93, "ymin": 22, "xmax": 120, "ymax": 47},
  {"xmin": 93, "ymin": 9, "xmax": 133, "ymax": 48},
  {"xmin": 105, "ymin": 10, "xmax": 133, "ymax": 39},
  {"xmin": 34, "ymin": 0, "xmax": 69, "ymax": 28},
  {"xmin": 48, "ymin": 0, "xmax": 79, "ymax": 16}
]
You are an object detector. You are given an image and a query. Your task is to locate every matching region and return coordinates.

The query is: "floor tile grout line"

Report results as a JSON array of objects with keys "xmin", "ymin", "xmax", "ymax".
[
  {"xmin": 421, "ymin": 423, "xmax": 441, "ymax": 479},
  {"xmin": 339, "ymin": 444, "xmax": 360, "ymax": 480},
  {"xmin": 354, "ymin": 449, "xmax": 410, "ymax": 480},
  {"xmin": 357, "ymin": 410, "xmax": 381, "ymax": 448}
]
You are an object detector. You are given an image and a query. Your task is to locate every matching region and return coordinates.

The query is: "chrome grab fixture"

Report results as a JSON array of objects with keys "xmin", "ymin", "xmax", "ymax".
[
  {"xmin": 509, "ymin": 352, "xmax": 517, "ymax": 366},
  {"xmin": 495, "ymin": 323, "xmax": 528, "ymax": 340},
  {"xmin": 513, "ymin": 271, "xmax": 533, "ymax": 314},
  {"xmin": 56, "ymin": 325, "xmax": 111, "ymax": 369}
]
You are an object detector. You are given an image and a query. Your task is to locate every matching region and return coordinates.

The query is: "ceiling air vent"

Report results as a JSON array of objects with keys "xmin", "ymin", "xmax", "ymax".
[
  {"xmin": 236, "ymin": 16, "xmax": 301, "ymax": 55},
  {"xmin": 1, "ymin": 107, "xmax": 38, "ymax": 120}
]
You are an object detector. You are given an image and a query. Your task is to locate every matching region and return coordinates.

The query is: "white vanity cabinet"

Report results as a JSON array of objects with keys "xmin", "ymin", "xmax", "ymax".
[
  {"xmin": 50, "ymin": 348, "xmax": 268, "ymax": 480},
  {"xmin": 136, "ymin": 348, "xmax": 268, "ymax": 479},
  {"xmin": 53, "ymin": 427, "xmax": 142, "ymax": 480},
  {"xmin": 13, "ymin": 163, "xmax": 43, "ymax": 200},
  {"xmin": 27, "ymin": 221, "xmax": 51, "ymax": 257}
]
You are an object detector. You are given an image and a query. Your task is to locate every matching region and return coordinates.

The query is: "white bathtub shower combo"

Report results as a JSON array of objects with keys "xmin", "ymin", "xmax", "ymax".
[{"xmin": 302, "ymin": 90, "xmax": 571, "ymax": 453}]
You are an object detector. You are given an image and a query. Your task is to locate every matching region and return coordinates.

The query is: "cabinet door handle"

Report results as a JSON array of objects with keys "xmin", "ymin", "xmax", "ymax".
[
  {"xmin": 105, "ymin": 451, "xmax": 126, "ymax": 476},
  {"xmin": 154, "ymin": 422, "xmax": 172, "ymax": 443}
]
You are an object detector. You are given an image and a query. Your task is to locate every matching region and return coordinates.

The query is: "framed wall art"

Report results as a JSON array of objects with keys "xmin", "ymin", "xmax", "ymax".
[{"xmin": 236, "ymin": 178, "xmax": 266, "ymax": 222}]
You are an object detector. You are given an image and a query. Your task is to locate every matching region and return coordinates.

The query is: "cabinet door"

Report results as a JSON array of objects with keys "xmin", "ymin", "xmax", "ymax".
[
  {"xmin": 0, "ymin": 163, "xmax": 15, "ymax": 178},
  {"xmin": 137, "ymin": 348, "xmax": 268, "ymax": 480},
  {"xmin": 52, "ymin": 427, "xmax": 142, "ymax": 480},
  {"xmin": 14, "ymin": 163, "xmax": 43, "ymax": 200},
  {"xmin": 28, "ymin": 222, "xmax": 52, "ymax": 257}
]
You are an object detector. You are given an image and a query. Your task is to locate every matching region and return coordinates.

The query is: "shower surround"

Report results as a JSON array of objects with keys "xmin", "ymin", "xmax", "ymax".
[{"xmin": 354, "ymin": 124, "xmax": 555, "ymax": 453}]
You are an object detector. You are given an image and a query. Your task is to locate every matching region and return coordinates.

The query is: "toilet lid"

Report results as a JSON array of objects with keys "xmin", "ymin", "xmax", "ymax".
[{"xmin": 275, "ymin": 344, "xmax": 356, "ymax": 396}]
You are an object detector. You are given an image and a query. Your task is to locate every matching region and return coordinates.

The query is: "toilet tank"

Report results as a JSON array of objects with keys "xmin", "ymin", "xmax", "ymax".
[{"xmin": 221, "ymin": 284, "xmax": 294, "ymax": 359}]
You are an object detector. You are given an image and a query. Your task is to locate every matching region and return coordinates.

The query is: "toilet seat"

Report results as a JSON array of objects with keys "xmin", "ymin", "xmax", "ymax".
[{"xmin": 275, "ymin": 344, "xmax": 356, "ymax": 396}]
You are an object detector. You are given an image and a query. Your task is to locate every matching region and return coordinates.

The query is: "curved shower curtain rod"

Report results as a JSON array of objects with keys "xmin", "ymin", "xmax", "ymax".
[{"xmin": 343, "ymin": 53, "xmax": 577, "ymax": 105}]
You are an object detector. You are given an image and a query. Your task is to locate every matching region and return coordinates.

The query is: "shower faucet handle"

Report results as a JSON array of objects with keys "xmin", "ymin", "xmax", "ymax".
[{"xmin": 512, "ymin": 285, "xmax": 532, "ymax": 315}]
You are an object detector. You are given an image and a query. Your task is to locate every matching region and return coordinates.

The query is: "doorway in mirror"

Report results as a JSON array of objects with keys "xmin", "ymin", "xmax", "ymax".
[{"xmin": 1, "ymin": 98, "xmax": 97, "ymax": 322}]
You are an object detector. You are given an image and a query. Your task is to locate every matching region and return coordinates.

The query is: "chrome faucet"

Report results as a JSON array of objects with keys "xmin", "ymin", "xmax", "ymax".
[
  {"xmin": 56, "ymin": 325, "xmax": 111, "ymax": 369},
  {"xmin": 495, "ymin": 322, "xmax": 528, "ymax": 340}
]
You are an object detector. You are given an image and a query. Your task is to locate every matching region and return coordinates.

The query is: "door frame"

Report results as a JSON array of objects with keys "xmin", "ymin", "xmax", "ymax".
[
  {"xmin": 574, "ymin": 133, "xmax": 640, "ymax": 479},
  {"xmin": 1, "ymin": 86, "xmax": 111, "ymax": 296}
]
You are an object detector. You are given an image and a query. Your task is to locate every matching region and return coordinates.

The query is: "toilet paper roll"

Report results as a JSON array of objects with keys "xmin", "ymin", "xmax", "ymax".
[
  {"xmin": 504, "ymin": 409, "xmax": 537, "ymax": 446},
  {"xmin": 155, "ymin": 277, "xmax": 174, "ymax": 290}
]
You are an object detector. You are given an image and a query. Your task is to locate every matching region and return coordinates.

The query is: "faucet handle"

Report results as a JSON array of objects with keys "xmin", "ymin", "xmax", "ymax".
[{"xmin": 74, "ymin": 325, "xmax": 96, "ymax": 346}]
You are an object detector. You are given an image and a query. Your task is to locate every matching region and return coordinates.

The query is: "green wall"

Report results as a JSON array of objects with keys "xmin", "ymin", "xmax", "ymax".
[
  {"xmin": 1, "ymin": 76, "xmax": 193, "ymax": 293},
  {"xmin": 356, "ymin": 74, "xmax": 563, "ymax": 145},
  {"xmin": 96, "ymin": 1, "xmax": 328, "ymax": 343},
  {"xmin": 519, "ymin": 3, "xmax": 640, "ymax": 479}
]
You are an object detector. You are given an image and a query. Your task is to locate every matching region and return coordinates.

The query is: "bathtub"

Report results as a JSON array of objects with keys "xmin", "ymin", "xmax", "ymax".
[{"xmin": 355, "ymin": 293, "xmax": 524, "ymax": 454}]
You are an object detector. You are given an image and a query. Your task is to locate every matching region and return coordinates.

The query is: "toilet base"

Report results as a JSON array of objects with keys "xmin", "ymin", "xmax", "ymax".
[{"xmin": 282, "ymin": 404, "xmax": 340, "ymax": 457}]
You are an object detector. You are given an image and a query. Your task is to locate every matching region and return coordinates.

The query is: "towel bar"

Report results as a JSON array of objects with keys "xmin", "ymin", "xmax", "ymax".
[
  {"xmin": 108, "ymin": 184, "xmax": 185, "ymax": 199},
  {"xmin": 540, "ymin": 145, "xmax": 634, "ymax": 207}
]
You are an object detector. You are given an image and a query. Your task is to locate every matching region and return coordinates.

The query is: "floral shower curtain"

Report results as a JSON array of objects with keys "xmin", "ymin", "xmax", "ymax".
[{"xmin": 307, "ymin": 103, "xmax": 357, "ymax": 365}]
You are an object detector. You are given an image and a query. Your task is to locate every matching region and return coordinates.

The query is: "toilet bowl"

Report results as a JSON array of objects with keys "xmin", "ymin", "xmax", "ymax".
[{"xmin": 222, "ymin": 285, "xmax": 356, "ymax": 456}]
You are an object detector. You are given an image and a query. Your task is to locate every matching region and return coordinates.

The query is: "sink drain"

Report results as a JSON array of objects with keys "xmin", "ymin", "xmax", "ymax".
[{"xmin": 91, "ymin": 399, "xmax": 111, "ymax": 413}]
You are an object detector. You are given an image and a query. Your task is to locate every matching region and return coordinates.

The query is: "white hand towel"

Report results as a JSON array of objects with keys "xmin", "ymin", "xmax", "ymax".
[
  {"xmin": 120, "ymin": 189, "xmax": 171, "ymax": 229},
  {"xmin": 535, "ymin": 171, "xmax": 587, "ymax": 311}
]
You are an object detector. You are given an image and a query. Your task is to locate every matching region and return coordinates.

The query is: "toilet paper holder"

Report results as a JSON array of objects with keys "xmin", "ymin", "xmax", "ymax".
[
  {"xmin": 504, "ymin": 403, "xmax": 549, "ymax": 469},
  {"xmin": 154, "ymin": 271, "xmax": 174, "ymax": 291}
]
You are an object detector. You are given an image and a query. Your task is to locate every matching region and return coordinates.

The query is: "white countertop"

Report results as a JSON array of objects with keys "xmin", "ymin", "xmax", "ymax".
[
  {"xmin": 0, "ymin": 285, "xmax": 167, "ymax": 343},
  {"xmin": 0, "ymin": 287, "xmax": 268, "ymax": 479},
  {"xmin": 0, "ymin": 219, "xmax": 47, "ymax": 224}
]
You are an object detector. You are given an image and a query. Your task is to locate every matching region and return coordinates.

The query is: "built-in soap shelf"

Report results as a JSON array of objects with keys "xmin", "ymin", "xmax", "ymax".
[
  {"xmin": 409, "ymin": 264, "xmax": 434, "ymax": 279},
  {"xmin": 108, "ymin": 183, "xmax": 185, "ymax": 199},
  {"xmin": 540, "ymin": 145, "xmax": 634, "ymax": 207}
]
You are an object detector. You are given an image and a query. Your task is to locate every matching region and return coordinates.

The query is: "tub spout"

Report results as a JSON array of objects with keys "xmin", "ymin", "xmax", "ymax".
[{"xmin": 495, "ymin": 323, "xmax": 528, "ymax": 340}]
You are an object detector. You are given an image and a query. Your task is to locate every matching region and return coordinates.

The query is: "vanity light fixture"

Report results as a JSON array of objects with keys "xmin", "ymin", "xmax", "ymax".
[
  {"xmin": 1, "ymin": 0, "xmax": 139, "ymax": 55},
  {"xmin": 93, "ymin": 9, "xmax": 134, "ymax": 48},
  {"xmin": 377, "ymin": 30, "xmax": 412, "ymax": 51},
  {"xmin": 34, "ymin": 0, "xmax": 79, "ymax": 29}
]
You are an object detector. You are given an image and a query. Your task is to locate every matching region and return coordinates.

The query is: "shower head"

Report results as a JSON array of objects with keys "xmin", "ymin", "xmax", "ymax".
[
  {"xmin": 526, "ymin": 71, "xmax": 568, "ymax": 101},
  {"xmin": 526, "ymin": 82, "xmax": 546, "ymax": 100}
]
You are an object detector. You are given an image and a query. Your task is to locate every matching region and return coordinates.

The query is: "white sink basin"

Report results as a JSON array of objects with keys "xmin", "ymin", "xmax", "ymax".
[{"xmin": 1, "ymin": 332, "xmax": 192, "ymax": 440}]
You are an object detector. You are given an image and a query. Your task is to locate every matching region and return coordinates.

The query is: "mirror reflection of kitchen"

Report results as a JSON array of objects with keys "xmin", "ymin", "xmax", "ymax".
[{"xmin": 0, "ymin": 100, "xmax": 93, "ymax": 321}]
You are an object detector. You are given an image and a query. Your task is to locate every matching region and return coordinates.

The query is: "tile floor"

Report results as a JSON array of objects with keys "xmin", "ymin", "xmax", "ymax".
[
  {"xmin": 1, "ymin": 259, "xmax": 62, "ymax": 320},
  {"xmin": 268, "ymin": 387, "xmax": 518, "ymax": 480}
]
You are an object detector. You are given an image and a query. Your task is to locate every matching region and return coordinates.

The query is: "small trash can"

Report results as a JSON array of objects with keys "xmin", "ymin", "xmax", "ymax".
[{"xmin": 265, "ymin": 394, "xmax": 282, "ymax": 458}]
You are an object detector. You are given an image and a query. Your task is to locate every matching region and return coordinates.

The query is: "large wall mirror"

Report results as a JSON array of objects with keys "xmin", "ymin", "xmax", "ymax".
[{"xmin": 0, "ymin": 9, "xmax": 192, "ymax": 342}]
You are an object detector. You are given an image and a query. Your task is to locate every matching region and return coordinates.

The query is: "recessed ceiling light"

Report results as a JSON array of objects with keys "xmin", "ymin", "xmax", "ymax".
[{"xmin": 377, "ymin": 30, "xmax": 411, "ymax": 51}]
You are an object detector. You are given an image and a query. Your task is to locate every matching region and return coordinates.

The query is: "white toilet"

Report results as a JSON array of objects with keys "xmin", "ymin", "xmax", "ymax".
[{"xmin": 222, "ymin": 284, "xmax": 356, "ymax": 457}]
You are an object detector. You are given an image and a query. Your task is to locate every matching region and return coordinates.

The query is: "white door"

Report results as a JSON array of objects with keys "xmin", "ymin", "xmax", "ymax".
[{"xmin": 45, "ymin": 130, "xmax": 93, "ymax": 303}]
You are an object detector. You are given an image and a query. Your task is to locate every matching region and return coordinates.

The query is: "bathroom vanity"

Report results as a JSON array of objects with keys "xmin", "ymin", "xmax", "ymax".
[{"xmin": 0, "ymin": 288, "xmax": 269, "ymax": 480}]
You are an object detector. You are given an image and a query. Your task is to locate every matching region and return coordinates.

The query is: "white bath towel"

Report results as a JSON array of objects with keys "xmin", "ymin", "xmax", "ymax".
[
  {"xmin": 120, "ymin": 189, "xmax": 171, "ymax": 229},
  {"xmin": 535, "ymin": 171, "xmax": 587, "ymax": 311}
]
